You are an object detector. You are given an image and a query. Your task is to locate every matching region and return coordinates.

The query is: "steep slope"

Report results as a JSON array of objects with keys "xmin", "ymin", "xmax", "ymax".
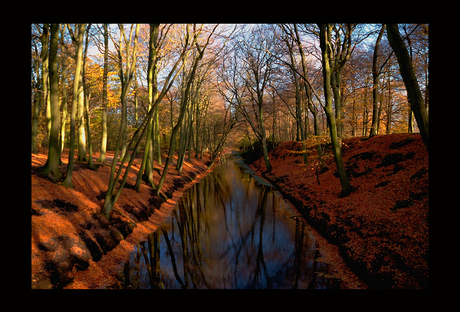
[
  {"xmin": 249, "ymin": 134, "xmax": 428, "ymax": 288},
  {"xmin": 32, "ymin": 150, "xmax": 215, "ymax": 289}
]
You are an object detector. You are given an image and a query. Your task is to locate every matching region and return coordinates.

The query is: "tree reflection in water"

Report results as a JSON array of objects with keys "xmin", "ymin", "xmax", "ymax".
[{"xmin": 116, "ymin": 156, "xmax": 341, "ymax": 289}]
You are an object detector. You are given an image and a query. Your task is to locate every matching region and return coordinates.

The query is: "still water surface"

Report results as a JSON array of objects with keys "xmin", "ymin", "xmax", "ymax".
[{"xmin": 115, "ymin": 154, "xmax": 341, "ymax": 289}]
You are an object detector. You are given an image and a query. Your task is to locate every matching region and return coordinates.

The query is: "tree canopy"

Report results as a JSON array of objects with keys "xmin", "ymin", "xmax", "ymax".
[{"xmin": 31, "ymin": 23, "xmax": 429, "ymax": 211}]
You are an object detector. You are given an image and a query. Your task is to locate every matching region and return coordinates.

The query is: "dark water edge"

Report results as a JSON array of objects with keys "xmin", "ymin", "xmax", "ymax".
[{"xmin": 112, "ymin": 153, "xmax": 343, "ymax": 289}]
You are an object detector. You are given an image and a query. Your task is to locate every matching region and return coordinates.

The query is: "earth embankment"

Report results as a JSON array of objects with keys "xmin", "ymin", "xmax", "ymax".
[
  {"xmin": 32, "ymin": 150, "xmax": 217, "ymax": 289},
  {"xmin": 247, "ymin": 134, "xmax": 428, "ymax": 289}
]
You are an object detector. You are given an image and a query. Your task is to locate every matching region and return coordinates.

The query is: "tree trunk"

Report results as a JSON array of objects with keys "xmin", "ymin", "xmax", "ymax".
[
  {"xmin": 386, "ymin": 23, "xmax": 428, "ymax": 151},
  {"xmin": 98, "ymin": 23, "xmax": 109, "ymax": 163},
  {"xmin": 154, "ymin": 107, "xmax": 161, "ymax": 164},
  {"xmin": 258, "ymin": 94, "xmax": 272, "ymax": 171},
  {"xmin": 84, "ymin": 91, "xmax": 95, "ymax": 169},
  {"xmin": 408, "ymin": 107, "xmax": 414, "ymax": 133},
  {"xmin": 369, "ymin": 24, "xmax": 386, "ymax": 137},
  {"xmin": 137, "ymin": 24, "xmax": 159, "ymax": 188},
  {"xmin": 32, "ymin": 88, "xmax": 41, "ymax": 154},
  {"xmin": 157, "ymin": 26, "xmax": 206, "ymax": 194},
  {"xmin": 386, "ymin": 69, "xmax": 392, "ymax": 135},
  {"xmin": 331, "ymin": 69, "xmax": 343, "ymax": 141},
  {"xmin": 59, "ymin": 63, "xmax": 68, "ymax": 156},
  {"xmin": 101, "ymin": 24, "xmax": 188, "ymax": 218},
  {"xmin": 102, "ymin": 24, "xmax": 141, "ymax": 218},
  {"xmin": 82, "ymin": 25, "xmax": 94, "ymax": 169},
  {"xmin": 156, "ymin": 112, "xmax": 184, "ymax": 196},
  {"xmin": 293, "ymin": 24, "xmax": 322, "ymax": 165},
  {"xmin": 62, "ymin": 23, "xmax": 86, "ymax": 188},
  {"xmin": 293, "ymin": 62, "xmax": 307, "ymax": 164},
  {"xmin": 195, "ymin": 97, "xmax": 201, "ymax": 159},
  {"xmin": 319, "ymin": 23, "xmax": 353, "ymax": 196},
  {"xmin": 362, "ymin": 76, "xmax": 369, "ymax": 136},
  {"xmin": 41, "ymin": 24, "xmax": 62, "ymax": 182},
  {"xmin": 41, "ymin": 24, "xmax": 50, "ymax": 148},
  {"xmin": 77, "ymin": 67, "xmax": 87, "ymax": 162},
  {"xmin": 351, "ymin": 98, "xmax": 357, "ymax": 137}
]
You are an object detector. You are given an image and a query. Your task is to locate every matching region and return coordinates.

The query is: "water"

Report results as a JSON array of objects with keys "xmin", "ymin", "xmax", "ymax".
[{"xmin": 114, "ymin": 154, "xmax": 341, "ymax": 289}]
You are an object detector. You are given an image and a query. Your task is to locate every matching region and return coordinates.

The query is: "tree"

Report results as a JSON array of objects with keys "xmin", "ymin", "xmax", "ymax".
[
  {"xmin": 292, "ymin": 24, "xmax": 323, "ymax": 164},
  {"xmin": 207, "ymin": 99, "xmax": 237, "ymax": 169},
  {"xmin": 135, "ymin": 23, "xmax": 166, "ymax": 189},
  {"xmin": 283, "ymin": 29, "xmax": 307, "ymax": 164},
  {"xmin": 318, "ymin": 23, "xmax": 354, "ymax": 196},
  {"xmin": 229, "ymin": 25, "xmax": 275, "ymax": 171},
  {"xmin": 82, "ymin": 24, "xmax": 96, "ymax": 169},
  {"xmin": 102, "ymin": 23, "xmax": 141, "ymax": 217},
  {"xmin": 58, "ymin": 24, "xmax": 69, "ymax": 157},
  {"xmin": 369, "ymin": 24, "xmax": 386, "ymax": 137},
  {"xmin": 101, "ymin": 23, "xmax": 193, "ymax": 218},
  {"xmin": 40, "ymin": 24, "xmax": 62, "ymax": 181},
  {"xmin": 156, "ymin": 24, "xmax": 218, "ymax": 195},
  {"xmin": 176, "ymin": 57, "xmax": 215, "ymax": 172},
  {"xmin": 386, "ymin": 24, "xmax": 428, "ymax": 151},
  {"xmin": 76, "ymin": 34, "xmax": 88, "ymax": 162},
  {"xmin": 61, "ymin": 23, "xmax": 86, "ymax": 188},
  {"xmin": 31, "ymin": 24, "xmax": 46, "ymax": 154},
  {"xmin": 97, "ymin": 23, "xmax": 109, "ymax": 163}
]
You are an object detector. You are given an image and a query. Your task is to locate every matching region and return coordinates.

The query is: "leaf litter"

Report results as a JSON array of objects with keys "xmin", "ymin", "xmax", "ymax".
[
  {"xmin": 249, "ymin": 133, "xmax": 428, "ymax": 289},
  {"xmin": 32, "ymin": 149, "xmax": 215, "ymax": 289}
]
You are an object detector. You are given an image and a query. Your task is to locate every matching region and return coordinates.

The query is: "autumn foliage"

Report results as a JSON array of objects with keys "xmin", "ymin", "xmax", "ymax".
[
  {"xmin": 249, "ymin": 133, "xmax": 428, "ymax": 288},
  {"xmin": 31, "ymin": 150, "xmax": 215, "ymax": 289},
  {"xmin": 31, "ymin": 23, "xmax": 429, "ymax": 289}
]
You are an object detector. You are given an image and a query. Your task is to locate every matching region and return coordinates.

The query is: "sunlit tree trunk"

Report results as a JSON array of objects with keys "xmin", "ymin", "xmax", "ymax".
[
  {"xmin": 62, "ymin": 23, "xmax": 86, "ymax": 188},
  {"xmin": 157, "ymin": 62, "xmax": 192, "ymax": 194},
  {"xmin": 136, "ymin": 23, "xmax": 159, "ymax": 189},
  {"xmin": 76, "ymin": 66, "xmax": 87, "ymax": 162},
  {"xmin": 84, "ymin": 91, "xmax": 95, "ymax": 168},
  {"xmin": 369, "ymin": 24, "xmax": 386, "ymax": 137},
  {"xmin": 41, "ymin": 24, "xmax": 50, "ymax": 147},
  {"xmin": 82, "ymin": 24, "xmax": 95, "ymax": 169},
  {"xmin": 331, "ymin": 68, "xmax": 343, "ymax": 140},
  {"xmin": 176, "ymin": 76, "xmax": 189, "ymax": 172},
  {"xmin": 59, "ymin": 63, "xmax": 68, "ymax": 156},
  {"xmin": 195, "ymin": 96, "xmax": 202, "ymax": 159},
  {"xmin": 98, "ymin": 23, "xmax": 109, "ymax": 163},
  {"xmin": 32, "ymin": 36, "xmax": 43, "ymax": 153},
  {"xmin": 319, "ymin": 23, "xmax": 354, "ymax": 196},
  {"xmin": 41, "ymin": 24, "xmax": 62, "ymax": 182},
  {"xmin": 58, "ymin": 24, "xmax": 69, "ymax": 159},
  {"xmin": 154, "ymin": 107, "xmax": 161, "ymax": 164},
  {"xmin": 386, "ymin": 69, "xmax": 392, "ymax": 135},
  {"xmin": 408, "ymin": 108, "xmax": 414, "ymax": 133}
]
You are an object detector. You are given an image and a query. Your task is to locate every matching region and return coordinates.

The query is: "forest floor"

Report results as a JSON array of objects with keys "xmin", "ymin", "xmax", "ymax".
[
  {"xmin": 248, "ymin": 133, "xmax": 428, "ymax": 289},
  {"xmin": 31, "ymin": 149, "xmax": 217, "ymax": 289}
]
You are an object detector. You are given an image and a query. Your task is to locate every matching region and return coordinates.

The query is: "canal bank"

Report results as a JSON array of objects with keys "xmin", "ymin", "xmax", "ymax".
[
  {"xmin": 111, "ymin": 153, "xmax": 366, "ymax": 289},
  {"xmin": 246, "ymin": 134, "xmax": 429, "ymax": 289},
  {"xmin": 32, "ymin": 150, "xmax": 221, "ymax": 289}
]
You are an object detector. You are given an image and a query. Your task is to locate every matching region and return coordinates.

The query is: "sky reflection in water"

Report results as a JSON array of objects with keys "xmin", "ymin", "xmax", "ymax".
[{"xmin": 117, "ymin": 157, "xmax": 340, "ymax": 289}]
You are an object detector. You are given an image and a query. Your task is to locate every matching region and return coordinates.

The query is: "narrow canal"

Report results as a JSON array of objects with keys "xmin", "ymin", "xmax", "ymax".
[{"xmin": 114, "ymin": 153, "xmax": 343, "ymax": 289}]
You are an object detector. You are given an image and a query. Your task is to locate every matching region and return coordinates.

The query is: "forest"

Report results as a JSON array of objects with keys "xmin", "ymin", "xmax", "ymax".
[
  {"xmin": 31, "ymin": 23, "xmax": 429, "ymax": 289},
  {"xmin": 31, "ymin": 23, "xmax": 428, "ymax": 201}
]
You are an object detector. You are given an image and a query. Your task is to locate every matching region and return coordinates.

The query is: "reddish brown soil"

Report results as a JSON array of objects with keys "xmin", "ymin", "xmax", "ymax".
[
  {"xmin": 249, "ymin": 134, "xmax": 428, "ymax": 289},
  {"xmin": 31, "ymin": 149, "xmax": 216, "ymax": 289}
]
